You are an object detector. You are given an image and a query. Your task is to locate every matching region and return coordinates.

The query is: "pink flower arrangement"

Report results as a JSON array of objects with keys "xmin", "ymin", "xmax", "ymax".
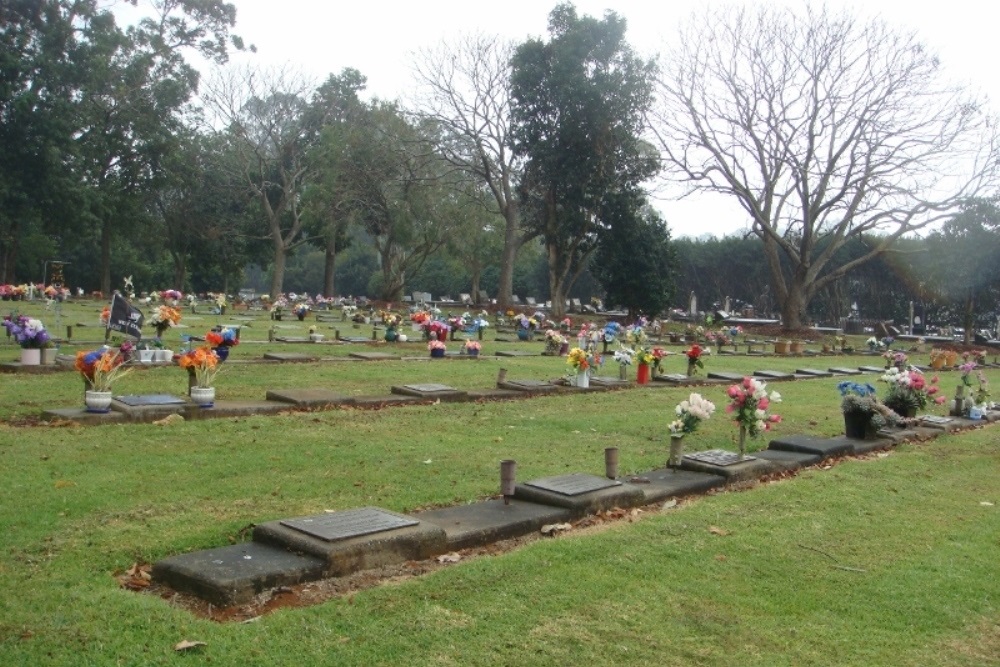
[
  {"xmin": 428, "ymin": 340, "xmax": 447, "ymax": 351},
  {"xmin": 726, "ymin": 376, "xmax": 782, "ymax": 439}
]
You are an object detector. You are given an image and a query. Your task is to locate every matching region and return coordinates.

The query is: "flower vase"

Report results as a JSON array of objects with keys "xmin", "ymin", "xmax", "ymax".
[
  {"xmin": 466, "ymin": 349, "xmax": 479, "ymax": 357},
  {"xmin": 138, "ymin": 349, "xmax": 155, "ymax": 364},
  {"xmin": 430, "ymin": 348, "xmax": 446, "ymax": 358},
  {"xmin": 40, "ymin": 347, "xmax": 58, "ymax": 365},
  {"xmin": 84, "ymin": 390, "xmax": 113, "ymax": 413},
  {"xmin": 154, "ymin": 349, "xmax": 173, "ymax": 363},
  {"xmin": 213, "ymin": 346, "xmax": 229, "ymax": 362},
  {"xmin": 844, "ymin": 411, "xmax": 874, "ymax": 439},
  {"xmin": 668, "ymin": 435, "xmax": 685, "ymax": 467},
  {"xmin": 384, "ymin": 329, "xmax": 398, "ymax": 342},
  {"xmin": 576, "ymin": 372, "xmax": 590, "ymax": 389},
  {"xmin": 20, "ymin": 348, "xmax": 41, "ymax": 366},
  {"xmin": 559, "ymin": 342, "xmax": 569, "ymax": 356},
  {"xmin": 619, "ymin": 365, "xmax": 628, "ymax": 380},
  {"xmin": 190, "ymin": 386, "xmax": 215, "ymax": 408},
  {"xmin": 738, "ymin": 424, "xmax": 747, "ymax": 459},
  {"xmin": 516, "ymin": 329, "xmax": 531, "ymax": 341},
  {"xmin": 686, "ymin": 361, "xmax": 696, "ymax": 377},
  {"xmin": 636, "ymin": 363, "xmax": 651, "ymax": 384}
]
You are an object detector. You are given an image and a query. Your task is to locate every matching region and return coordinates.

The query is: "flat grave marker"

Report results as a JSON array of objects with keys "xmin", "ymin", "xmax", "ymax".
[
  {"xmin": 795, "ymin": 368, "xmax": 832, "ymax": 377},
  {"xmin": 753, "ymin": 370, "xmax": 795, "ymax": 379},
  {"xmin": 524, "ymin": 473, "xmax": 621, "ymax": 496},
  {"xmin": 707, "ymin": 371, "xmax": 744, "ymax": 381},
  {"xmin": 114, "ymin": 394, "xmax": 187, "ymax": 407},
  {"xmin": 858, "ymin": 365, "xmax": 886, "ymax": 373},
  {"xmin": 828, "ymin": 367, "xmax": 863, "ymax": 375},
  {"xmin": 684, "ymin": 449, "xmax": 756, "ymax": 466},
  {"xmin": 349, "ymin": 351, "xmax": 401, "ymax": 361},
  {"xmin": 496, "ymin": 350, "xmax": 539, "ymax": 357},
  {"xmin": 263, "ymin": 352, "xmax": 319, "ymax": 362},
  {"xmin": 280, "ymin": 508, "xmax": 418, "ymax": 542}
]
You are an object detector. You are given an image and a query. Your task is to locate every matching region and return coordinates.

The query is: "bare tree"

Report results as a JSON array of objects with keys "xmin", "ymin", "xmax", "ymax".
[
  {"xmin": 201, "ymin": 66, "xmax": 318, "ymax": 297},
  {"xmin": 653, "ymin": 5, "xmax": 1000, "ymax": 329},
  {"xmin": 411, "ymin": 34, "xmax": 525, "ymax": 308}
]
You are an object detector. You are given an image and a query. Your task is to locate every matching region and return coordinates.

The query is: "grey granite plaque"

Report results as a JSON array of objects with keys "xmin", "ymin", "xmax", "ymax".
[
  {"xmin": 504, "ymin": 379, "xmax": 556, "ymax": 389},
  {"xmin": 795, "ymin": 368, "xmax": 832, "ymax": 377},
  {"xmin": 684, "ymin": 449, "xmax": 756, "ymax": 466},
  {"xmin": 403, "ymin": 383, "xmax": 455, "ymax": 393},
  {"xmin": 858, "ymin": 366, "xmax": 886, "ymax": 373},
  {"xmin": 524, "ymin": 473, "xmax": 621, "ymax": 496},
  {"xmin": 753, "ymin": 370, "xmax": 794, "ymax": 379},
  {"xmin": 828, "ymin": 367, "xmax": 862, "ymax": 375},
  {"xmin": 114, "ymin": 394, "xmax": 187, "ymax": 407},
  {"xmin": 280, "ymin": 508, "xmax": 418, "ymax": 542},
  {"xmin": 707, "ymin": 371, "xmax": 744, "ymax": 381}
]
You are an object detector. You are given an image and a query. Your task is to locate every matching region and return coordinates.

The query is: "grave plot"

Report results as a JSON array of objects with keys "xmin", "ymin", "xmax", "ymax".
[
  {"xmin": 390, "ymin": 383, "xmax": 468, "ymax": 401},
  {"xmin": 496, "ymin": 378, "xmax": 560, "ymax": 394},
  {"xmin": 265, "ymin": 388, "xmax": 355, "ymax": 408},
  {"xmin": 263, "ymin": 352, "xmax": 321, "ymax": 362},
  {"xmin": 514, "ymin": 473, "xmax": 644, "ymax": 514}
]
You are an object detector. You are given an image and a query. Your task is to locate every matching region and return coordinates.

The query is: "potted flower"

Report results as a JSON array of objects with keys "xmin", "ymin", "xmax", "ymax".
[
  {"xmin": 667, "ymin": 393, "xmax": 716, "ymax": 466},
  {"xmin": 178, "ymin": 345, "xmax": 221, "ymax": 407},
  {"xmin": 294, "ymin": 303, "xmax": 310, "ymax": 321},
  {"xmin": 879, "ymin": 368, "xmax": 944, "ymax": 418},
  {"xmin": 3, "ymin": 314, "xmax": 51, "ymax": 365},
  {"xmin": 75, "ymin": 349, "xmax": 132, "ymax": 413},
  {"xmin": 515, "ymin": 314, "xmax": 535, "ymax": 341},
  {"xmin": 424, "ymin": 320, "xmax": 449, "ymax": 342},
  {"xmin": 428, "ymin": 339, "xmax": 447, "ymax": 358},
  {"xmin": 566, "ymin": 347, "xmax": 596, "ymax": 388},
  {"xmin": 383, "ymin": 313, "xmax": 401, "ymax": 342},
  {"xmin": 206, "ymin": 326, "xmax": 239, "ymax": 360},
  {"xmin": 462, "ymin": 339, "xmax": 482, "ymax": 357},
  {"xmin": 149, "ymin": 304, "xmax": 181, "ymax": 339},
  {"xmin": 838, "ymin": 381, "xmax": 892, "ymax": 439},
  {"xmin": 651, "ymin": 347, "xmax": 667, "ymax": 376},
  {"xmin": 685, "ymin": 344, "xmax": 704, "ymax": 377},
  {"xmin": 725, "ymin": 377, "xmax": 782, "ymax": 459}
]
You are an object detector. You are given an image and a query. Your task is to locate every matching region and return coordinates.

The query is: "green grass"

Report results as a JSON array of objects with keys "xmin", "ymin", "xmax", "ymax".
[{"xmin": 1, "ymin": 299, "xmax": 998, "ymax": 665}]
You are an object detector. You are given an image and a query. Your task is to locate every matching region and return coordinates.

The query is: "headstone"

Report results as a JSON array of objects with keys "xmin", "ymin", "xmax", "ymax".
[
  {"xmin": 689, "ymin": 292, "xmax": 697, "ymax": 315},
  {"xmin": 525, "ymin": 297, "xmax": 536, "ymax": 306},
  {"xmin": 511, "ymin": 295, "xmax": 521, "ymax": 304},
  {"xmin": 460, "ymin": 294, "xmax": 472, "ymax": 304},
  {"xmin": 571, "ymin": 298, "xmax": 582, "ymax": 310}
]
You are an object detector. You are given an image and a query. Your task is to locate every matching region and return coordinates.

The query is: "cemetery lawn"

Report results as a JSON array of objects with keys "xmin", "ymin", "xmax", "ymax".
[{"xmin": 1, "ymin": 301, "xmax": 998, "ymax": 664}]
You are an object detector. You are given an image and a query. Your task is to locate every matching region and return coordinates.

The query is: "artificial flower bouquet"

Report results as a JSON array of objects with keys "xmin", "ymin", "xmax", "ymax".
[
  {"xmin": 178, "ymin": 346, "xmax": 221, "ymax": 388},
  {"xmin": 685, "ymin": 344, "xmax": 704, "ymax": 375},
  {"xmin": 567, "ymin": 347, "xmax": 597, "ymax": 376},
  {"xmin": 206, "ymin": 327, "xmax": 240, "ymax": 348},
  {"xmin": 428, "ymin": 340, "xmax": 447, "ymax": 352},
  {"xmin": 3, "ymin": 314, "xmax": 50, "ymax": 348},
  {"xmin": 149, "ymin": 305, "xmax": 181, "ymax": 336},
  {"xmin": 669, "ymin": 392, "xmax": 716, "ymax": 436},
  {"xmin": 75, "ymin": 348, "xmax": 132, "ymax": 392},
  {"xmin": 880, "ymin": 367, "xmax": 944, "ymax": 414},
  {"xmin": 726, "ymin": 376, "xmax": 782, "ymax": 455}
]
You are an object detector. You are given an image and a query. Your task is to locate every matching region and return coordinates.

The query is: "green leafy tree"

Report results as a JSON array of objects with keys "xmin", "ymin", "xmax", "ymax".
[
  {"xmin": 592, "ymin": 199, "xmax": 676, "ymax": 318},
  {"xmin": 509, "ymin": 3, "xmax": 659, "ymax": 319}
]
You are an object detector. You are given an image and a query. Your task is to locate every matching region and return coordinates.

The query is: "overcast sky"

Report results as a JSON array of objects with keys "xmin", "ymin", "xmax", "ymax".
[{"xmin": 117, "ymin": 0, "xmax": 1000, "ymax": 238}]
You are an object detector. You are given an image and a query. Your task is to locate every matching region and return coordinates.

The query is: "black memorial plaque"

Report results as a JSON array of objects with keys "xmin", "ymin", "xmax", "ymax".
[{"xmin": 280, "ymin": 508, "xmax": 418, "ymax": 542}]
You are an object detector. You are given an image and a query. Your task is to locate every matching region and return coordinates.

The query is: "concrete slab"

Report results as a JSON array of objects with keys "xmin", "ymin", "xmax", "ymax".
[
  {"xmin": 754, "ymin": 448, "xmax": 823, "ymax": 470},
  {"xmin": 828, "ymin": 367, "xmax": 863, "ymax": 375},
  {"xmin": 390, "ymin": 383, "xmax": 469, "ymax": 401},
  {"xmin": 274, "ymin": 336, "xmax": 310, "ymax": 343},
  {"xmin": 796, "ymin": 368, "xmax": 833, "ymax": 377},
  {"xmin": 514, "ymin": 473, "xmax": 645, "ymax": 514},
  {"xmin": 678, "ymin": 451, "xmax": 782, "ymax": 483},
  {"xmin": 624, "ymin": 468, "xmax": 725, "ymax": 504},
  {"xmin": 352, "ymin": 394, "xmax": 421, "ymax": 407},
  {"xmin": 349, "ymin": 352, "xmax": 401, "ymax": 361},
  {"xmin": 495, "ymin": 350, "xmax": 540, "ymax": 357},
  {"xmin": 465, "ymin": 388, "xmax": 527, "ymax": 401},
  {"xmin": 42, "ymin": 407, "xmax": 127, "ymax": 424},
  {"xmin": 589, "ymin": 377, "xmax": 631, "ymax": 389},
  {"xmin": 151, "ymin": 542, "xmax": 325, "ymax": 607},
  {"xmin": 265, "ymin": 388, "xmax": 355, "ymax": 407},
  {"xmin": 339, "ymin": 337, "xmax": 372, "ymax": 344},
  {"xmin": 875, "ymin": 427, "xmax": 921, "ymax": 443},
  {"xmin": 415, "ymin": 499, "xmax": 575, "ymax": 550},
  {"xmin": 848, "ymin": 436, "xmax": 894, "ymax": 455},
  {"xmin": 767, "ymin": 434, "xmax": 854, "ymax": 458},
  {"xmin": 253, "ymin": 508, "xmax": 447, "ymax": 577},
  {"xmin": 858, "ymin": 365, "xmax": 886, "ymax": 373},
  {"xmin": 497, "ymin": 379, "xmax": 559, "ymax": 393},
  {"xmin": 263, "ymin": 352, "xmax": 320, "ymax": 362},
  {"xmin": 187, "ymin": 400, "xmax": 291, "ymax": 419},
  {"xmin": 653, "ymin": 373, "xmax": 693, "ymax": 383}
]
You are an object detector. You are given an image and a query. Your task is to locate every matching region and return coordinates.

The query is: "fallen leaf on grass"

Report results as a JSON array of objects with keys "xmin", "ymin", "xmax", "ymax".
[
  {"xmin": 54, "ymin": 480, "xmax": 75, "ymax": 489},
  {"xmin": 708, "ymin": 526, "xmax": 730, "ymax": 536},
  {"xmin": 117, "ymin": 563, "xmax": 152, "ymax": 591},
  {"xmin": 661, "ymin": 499, "xmax": 678, "ymax": 510},
  {"xmin": 981, "ymin": 501, "xmax": 995, "ymax": 507},
  {"xmin": 541, "ymin": 523, "xmax": 572, "ymax": 536},
  {"xmin": 436, "ymin": 552, "xmax": 462, "ymax": 563},
  {"xmin": 174, "ymin": 640, "xmax": 207, "ymax": 652}
]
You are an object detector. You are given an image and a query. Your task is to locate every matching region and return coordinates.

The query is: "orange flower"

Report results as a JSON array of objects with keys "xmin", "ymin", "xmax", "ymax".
[{"xmin": 205, "ymin": 331, "xmax": 223, "ymax": 347}]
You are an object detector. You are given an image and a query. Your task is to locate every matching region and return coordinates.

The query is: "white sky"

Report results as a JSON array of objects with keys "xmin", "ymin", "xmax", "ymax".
[{"xmin": 121, "ymin": 0, "xmax": 1000, "ymax": 238}]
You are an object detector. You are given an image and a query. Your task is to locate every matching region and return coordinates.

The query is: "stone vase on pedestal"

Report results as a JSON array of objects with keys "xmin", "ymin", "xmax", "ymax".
[
  {"xmin": 84, "ymin": 390, "xmax": 113, "ymax": 413},
  {"xmin": 20, "ymin": 348, "xmax": 40, "ymax": 365},
  {"xmin": 190, "ymin": 386, "xmax": 215, "ymax": 408},
  {"xmin": 668, "ymin": 435, "xmax": 685, "ymax": 467}
]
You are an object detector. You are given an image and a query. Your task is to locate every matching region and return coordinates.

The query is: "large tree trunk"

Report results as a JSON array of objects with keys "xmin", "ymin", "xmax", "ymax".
[
  {"xmin": 779, "ymin": 282, "xmax": 808, "ymax": 330},
  {"xmin": 323, "ymin": 237, "xmax": 337, "ymax": 298},
  {"xmin": 172, "ymin": 252, "xmax": 187, "ymax": 292},
  {"xmin": 269, "ymin": 235, "xmax": 287, "ymax": 298},
  {"xmin": 547, "ymin": 242, "xmax": 567, "ymax": 319},
  {"xmin": 497, "ymin": 206, "xmax": 519, "ymax": 309}
]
